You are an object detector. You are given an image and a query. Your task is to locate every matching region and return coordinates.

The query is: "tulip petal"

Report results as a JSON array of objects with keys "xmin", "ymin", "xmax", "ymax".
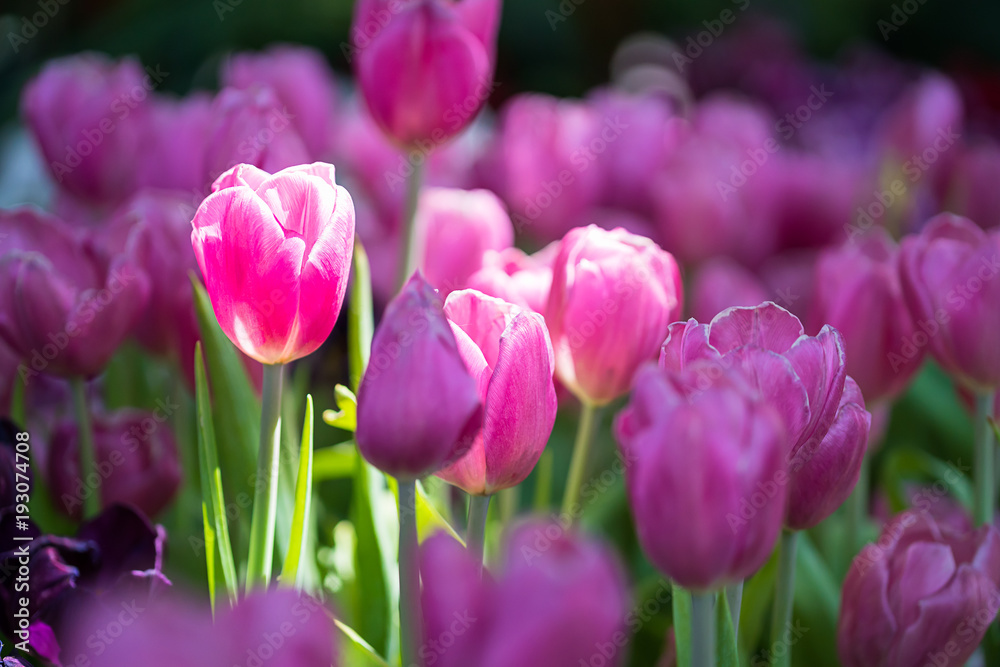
[{"xmin": 709, "ymin": 302, "xmax": 804, "ymax": 354}]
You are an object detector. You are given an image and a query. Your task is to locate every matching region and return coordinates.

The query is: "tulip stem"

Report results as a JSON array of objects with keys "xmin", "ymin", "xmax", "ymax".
[
  {"xmin": 561, "ymin": 402, "xmax": 602, "ymax": 520},
  {"xmin": 398, "ymin": 161, "xmax": 425, "ymax": 290},
  {"xmin": 690, "ymin": 591, "xmax": 716, "ymax": 667},
  {"xmin": 975, "ymin": 391, "xmax": 996, "ymax": 526},
  {"xmin": 770, "ymin": 529, "xmax": 799, "ymax": 667},
  {"xmin": 466, "ymin": 494, "xmax": 491, "ymax": 569},
  {"xmin": 246, "ymin": 363, "xmax": 284, "ymax": 593},
  {"xmin": 846, "ymin": 455, "xmax": 869, "ymax": 558},
  {"xmin": 725, "ymin": 580, "xmax": 744, "ymax": 637},
  {"xmin": 70, "ymin": 377, "xmax": 100, "ymax": 519},
  {"xmin": 398, "ymin": 478, "xmax": 422, "ymax": 667}
]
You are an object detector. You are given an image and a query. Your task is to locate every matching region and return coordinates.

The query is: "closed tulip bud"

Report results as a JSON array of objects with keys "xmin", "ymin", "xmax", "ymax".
[
  {"xmin": 0, "ymin": 208, "xmax": 150, "ymax": 379},
  {"xmin": 49, "ymin": 408, "xmax": 183, "ymax": 520},
  {"xmin": 356, "ymin": 274, "xmax": 483, "ymax": 479},
  {"xmin": 420, "ymin": 522, "xmax": 629, "ymax": 667},
  {"xmin": 839, "ymin": 511, "xmax": 1000, "ymax": 667},
  {"xmin": 352, "ymin": 0, "xmax": 501, "ymax": 148},
  {"xmin": 416, "ymin": 187, "xmax": 513, "ymax": 294},
  {"xmin": 436, "ymin": 290, "xmax": 556, "ymax": 495},
  {"xmin": 899, "ymin": 213, "xmax": 1000, "ymax": 391},
  {"xmin": 615, "ymin": 363, "xmax": 788, "ymax": 589},
  {"xmin": 21, "ymin": 54, "xmax": 151, "ymax": 205},
  {"xmin": 810, "ymin": 230, "xmax": 921, "ymax": 403},
  {"xmin": 547, "ymin": 225, "xmax": 683, "ymax": 406},
  {"xmin": 191, "ymin": 162, "xmax": 356, "ymax": 365}
]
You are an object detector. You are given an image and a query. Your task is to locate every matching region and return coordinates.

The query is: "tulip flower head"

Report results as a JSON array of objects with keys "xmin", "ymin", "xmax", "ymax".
[{"xmin": 191, "ymin": 162, "xmax": 356, "ymax": 365}]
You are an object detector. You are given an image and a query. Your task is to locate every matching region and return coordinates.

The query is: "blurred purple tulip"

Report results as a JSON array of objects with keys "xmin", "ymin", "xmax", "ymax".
[
  {"xmin": 0, "ymin": 208, "xmax": 150, "ymax": 380},
  {"xmin": 546, "ymin": 225, "xmax": 683, "ymax": 406},
  {"xmin": 136, "ymin": 93, "xmax": 214, "ymax": 195},
  {"xmin": 899, "ymin": 213, "xmax": 1000, "ymax": 391},
  {"xmin": 356, "ymin": 274, "xmax": 483, "ymax": 479},
  {"xmin": 465, "ymin": 243, "xmax": 557, "ymax": 314},
  {"xmin": 839, "ymin": 510, "xmax": 1000, "ymax": 667},
  {"xmin": 689, "ymin": 258, "xmax": 769, "ymax": 324},
  {"xmin": 436, "ymin": 290, "xmax": 557, "ymax": 495},
  {"xmin": 948, "ymin": 143, "xmax": 1000, "ymax": 230},
  {"xmin": 420, "ymin": 522, "xmax": 629, "ymax": 667}
]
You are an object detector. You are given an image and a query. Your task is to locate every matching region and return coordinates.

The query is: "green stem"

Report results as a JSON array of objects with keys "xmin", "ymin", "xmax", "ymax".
[
  {"xmin": 975, "ymin": 391, "xmax": 997, "ymax": 526},
  {"xmin": 398, "ymin": 479, "xmax": 422, "ymax": 667},
  {"xmin": 725, "ymin": 580, "xmax": 744, "ymax": 638},
  {"xmin": 70, "ymin": 377, "xmax": 99, "ymax": 518},
  {"xmin": 561, "ymin": 403, "xmax": 602, "ymax": 519},
  {"xmin": 398, "ymin": 161, "xmax": 425, "ymax": 290},
  {"xmin": 245, "ymin": 363, "xmax": 284, "ymax": 592},
  {"xmin": 770, "ymin": 530, "xmax": 799, "ymax": 667},
  {"xmin": 466, "ymin": 494, "xmax": 491, "ymax": 568},
  {"xmin": 691, "ymin": 590, "xmax": 716, "ymax": 667},
  {"xmin": 846, "ymin": 455, "xmax": 869, "ymax": 557}
]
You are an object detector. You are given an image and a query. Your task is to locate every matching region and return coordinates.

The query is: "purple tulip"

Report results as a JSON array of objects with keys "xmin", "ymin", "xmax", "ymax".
[
  {"xmin": 546, "ymin": 225, "xmax": 683, "ymax": 406},
  {"xmin": 416, "ymin": 187, "xmax": 514, "ymax": 294},
  {"xmin": 948, "ymin": 144, "xmax": 1000, "ymax": 230},
  {"xmin": 136, "ymin": 93, "xmax": 214, "ymax": 194},
  {"xmin": 48, "ymin": 408, "xmax": 182, "ymax": 521},
  {"xmin": 352, "ymin": 0, "xmax": 500, "ymax": 148},
  {"xmin": 222, "ymin": 45, "xmax": 339, "ymax": 159},
  {"xmin": 420, "ymin": 522, "xmax": 629, "ymax": 667},
  {"xmin": 465, "ymin": 243, "xmax": 557, "ymax": 314},
  {"xmin": 436, "ymin": 290, "xmax": 557, "ymax": 495},
  {"xmin": 899, "ymin": 213, "xmax": 1000, "ymax": 391},
  {"xmin": 356, "ymin": 274, "xmax": 483, "ymax": 479},
  {"xmin": 809, "ymin": 230, "xmax": 922, "ymax": 403},
  {"xmin": 877, "ymin": 74, "xmax": 963, "ymax": 168},
  {"xmin": 0, "ymin": 208, "xmax": 150, "ymax": 380},
  {"xmin": 21, "ymin": 53, "xmax": 153, "ymax": 206},
  {"xmin": 660, "ymin": 304, "xmax": 871, "ymax": 530},
  {"xmin": 839, "ymin": 510, "xmax": 1000, "ymax": 667},
  {"xmin": 615, "ymin": 361, "xmax": 788, "ymax": 589}
]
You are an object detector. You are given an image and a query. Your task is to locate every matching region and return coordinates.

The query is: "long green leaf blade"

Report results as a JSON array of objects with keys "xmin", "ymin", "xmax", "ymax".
[
  {"xmin": 281, "ymin": 395, "xmax": 315, "ymax": 588},
  {"xmin": 348, "ymin": 237, "xmax": 373, "ymax": 393}
]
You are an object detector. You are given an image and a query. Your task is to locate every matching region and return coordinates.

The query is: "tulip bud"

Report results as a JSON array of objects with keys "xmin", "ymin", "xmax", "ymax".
[
  {"xmin": 416, "ymin": 188, "xmax": 513, "ymax": 294},
  {"xmin": 352, "ymin": 0, "xmax": 500, "ymax": 148},
  {"xmin": 0, "ymin": 208, "xmax": 150, "ymax": 379},
  {"xmin": 420, "ymin": 521, "xmax": 629, "ymax": 667},
  {"xmin": 899, "ymin": 213, "xmax": 1000, "ymax": 391},
  {"xmin": 547, "ymin": 225, "xmax": 683, "ymax": 406},
  {"xmin": 191, "ymin": 162, "xmax": 356, "ymax": 365},
  {"xmin": 810, "ymin": 230, "xmax": 921, "ymax": 403},
  {"xmin": 839, "ymin": 511, "xmax": 1000, "ymax": 667},
  {"xmin": 436, "ymin": 290, "xmax": 557, "ymax": 495},
  {"xmin": 356, "ymin": 274, "xmax": 483, "ymax": 479},
  {"xmin": 615, "ymin": 363, "xmax": 788, "ymax": 589},
  {"xmin": 48, "ymin": 408, "xmax": 183, "ymax": 520},
  {"xmin": 465, "ymin": 243, "xmax": 556, "ymax": 314}
]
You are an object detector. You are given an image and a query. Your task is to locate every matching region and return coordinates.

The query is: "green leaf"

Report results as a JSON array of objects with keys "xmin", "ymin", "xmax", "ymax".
[
  {"xmin": 387, "ymin": 477, "xmax": 465, "ymax": 545},
  {"xmin": 881, "ymin": 447, "xmax": 975, "ymax": 515},
  {"xmin": 348, "ymin": 237, "xmax": 374, "ymax": 394},
  {"xmin": 194, "ymin": 343, "xmax": 239, "ymax": 607},
  {"xmin": 200, "ymin": 502, "xmax": 218, "ymax": 614},
  {"xmin": 335, "ymin": 617, "xmax": 391, "ymax": 667},
  {"xmin": 716, "ymin": 592, "xmax": 739, "ymax": 667},
  {"xmin": 790, "ymin": 533, "xmax": 840, "ymax": 667},
  {"xmin": 281, "ymin": 395, "xmax": 315, "ymax": 589},
  {"xmin": 672, "ymin": 585, "xmax": 692, "ymax": 667},
  {"xmin": 740, "ymin": 550, "xmax": 777, "ymax": 658},
  {"xmin": 323, "ymin": 384, "xmax": 358, "ymax": 432},
  {"xmin": 532, "ymin": 449, "xmax": 554, "ymax": 511},
  {"xmin": 314, "ymin": 441, "xmax": 360, "ymax": 481}
]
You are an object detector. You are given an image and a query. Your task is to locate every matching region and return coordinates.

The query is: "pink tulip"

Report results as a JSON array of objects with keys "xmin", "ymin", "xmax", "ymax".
[
  {"xmin": 436, "ymin": 290, "xmax": 557, "ymax": 495},
  {"xmin": 547, "ymin": 225, "xmax": 683, "ymax": 405},
  {"xmin": 416, "ymin": 187, "xmax": 513, "ymax": 294},
  {"xmin": 190, "ymin": 162, "xmax": 355, "ymax": 364},
  {"xmin": 0, "ymin": 208, "xmax": 149, "ymax": 380},
  {"xmin": 615, "ymin": 362, "xmax": 788, "ymax": 589},
  {"xmin": 356, "ymin": 274, "xmax": 483, "ymax": 479},
  {"xmin": 465, "ymin": 242, "xmax": 557, "ymax": 313},
  {"xmin": 809, "ymin": 230, "xmax": 922, "ymax": 403},
  {"xmin": 899, "ymin": 213, "xmax": 1000, "ymax": 391},
  {"xmin": 222, "ymin": 45, "xmax": 339, "ymax": 159},
  {"xmin": 352, "ymin": 0, "xmax": 501, "ymax": 148},
  {"xmin": 877, "ymin": 74, "xmax": 963, "ymax": 167},
  {"xmin": 839, "ymin": 511, "xmax": 1000, "ymax": 667}
]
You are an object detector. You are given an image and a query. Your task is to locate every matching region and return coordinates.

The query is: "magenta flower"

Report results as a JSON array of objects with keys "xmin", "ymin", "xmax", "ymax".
[
  {"xmin": 420, "ymin": 522, "xmax": 629, "ymax": 667},
  {"xmin": 839, "ymin": 511, "xmax": 1000, "ymax": 667},
  {"xmin": 466, "ymin": 243, "xmax": 557, "ymax": 314},
  {"xmin": 615, "ymin": 362, "xmax": 788, "ymax": 589},
  {"xmin": 416, "ymin": 187, "xmax": 514, "ymax": 294},
  {"xmin": 136, "ymin": 93, "xmax": 214, "ymax": 194},
  {"xmin": 436, "ymin": 290, "xmax": 557, "ymax": 495},
  {"xmin": 546, "ymin": 225, "xmax": 683, "ymax": 406},
  {"xmin": 356, "ymin": 274, "xmax": 483, "ymax": 479},
  {"xmin": 0, "ymin": 208, "xmax": 150, "ymax": 380},
  {"xmin": 689, "ymin": 258, "xmax": 769, "ymax": 324},
  {"xmin": 899, "ymin": 213, "xmax": 1000, "ymax": 391},
  {"xmin": 352, "ymin": 0, "xmax": 501, "ymax": 148}
]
